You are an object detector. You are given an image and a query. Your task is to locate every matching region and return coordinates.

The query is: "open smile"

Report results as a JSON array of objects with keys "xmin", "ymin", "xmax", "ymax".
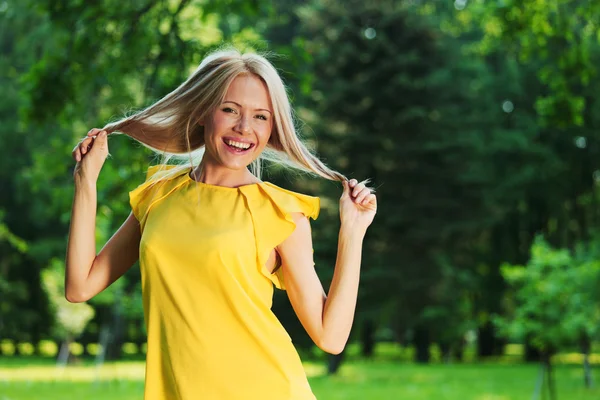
[{"xmin": 222, "ymin": 138, "xmax": 256, "ymax": 154}]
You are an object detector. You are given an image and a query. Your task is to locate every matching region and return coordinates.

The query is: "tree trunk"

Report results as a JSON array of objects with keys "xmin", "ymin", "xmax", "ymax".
[
  {"xmin": 581, "ymin": 336, "xmax": 593, "ymax": 388},
  {"xmin": 583, "ymin": 352, "xmax": 592, "ymax": 389},
  {"xmin": 531, "ymin": 362, "xmax": 545, "ymax": 400},
  {"xmin": 439, "ymin": 341, "xmax": 452, "ymax": 363},
  {"xmin": 453, "ymin": 338, "xmax": 465, "ymax": 362},
  {"xmin": 413, "ymin": 325, "xmax": 430, "ymax": 363},
  {"xmin": 327, "ymin": 350, "xmax": 345, "ymax": 375},
  {"xmin": 80, "ymin": 336, "xmax": 91, "ymax": 357},
  {"xmin": 56, "ymin": 334, "xmax": 73, "ymax": 367},
  {"xmin": 477, "ymin": 321, "xmax": 498, "ymax": 357},
  {"xmin": 14, "ymin": 341, "xmax": 22, "ymax": 356},
  {"xmin": 525, "ymin": 340, "xmax": 542, "ymax": 362},
  {"xmin": 360, "ymin": 319, "xmax": 376, "ymax": 358},
  {"xmin": 105, "ymin": 294, "xmax": 125, "ymax": 360},
  {"xmin": 543, "ymin": 351, "xmax": 556, "ymax": 400}
]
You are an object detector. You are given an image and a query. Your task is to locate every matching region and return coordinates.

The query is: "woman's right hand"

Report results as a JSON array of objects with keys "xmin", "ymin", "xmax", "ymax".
[{"xmin": 72, "ymin": 128, "xmax": 110, "ymax": 183}]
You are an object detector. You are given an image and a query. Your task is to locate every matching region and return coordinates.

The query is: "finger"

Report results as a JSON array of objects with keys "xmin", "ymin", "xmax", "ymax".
[
  {"xmin": 366, "ymin": 194, "xmax": 377, "ymax": 208},
  {"xmin": 349, "ymin": 179, "xmax": 358, "ymax": 188},
  {"xmin": 87, "ymin": 128, "xmax": 102, "ymax": 137},
  {"xmin": 342, "ymin": 179, "xmax": 349, "ymax": 193},
  {"xmin": 97, "ymin": 130, "xmax": 107, "ymax": 143},
  {"xmin": 358, "ymin": 194, "xmax": 374, "ymax": 209},
  {"xmin": 352, "ymin": 182, "xmax": 365, "ymax": 197},
  {"xmin": 73, "ymin": 138, "xmax": 85, "ymax": 154},
  {"xmin": 80, "ymin": 137, "xmax": 93, "ymax": 154},
  {"xmin": 355, "ymin": 188, "xmax": 371, "ymax": 204},
  {"xmin": 90, "ymin": 130, "xmax": 108, "ymax": 154},
  {"xmin": 75, "ymin": 147, "xmax": 81, "ymax": 162},
  {"xmin": 342, "ymin": 180, "xmax": 352, "ymax": 198}
]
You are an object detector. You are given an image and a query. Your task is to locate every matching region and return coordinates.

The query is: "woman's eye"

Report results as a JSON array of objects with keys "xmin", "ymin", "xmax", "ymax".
[
  {"xmin": 223, "ymin": 107, "xmax": 236, "ymax": 113},
  {"xmin": 256, "ymin": 114, "xmax": 268, "ymax": 121}
]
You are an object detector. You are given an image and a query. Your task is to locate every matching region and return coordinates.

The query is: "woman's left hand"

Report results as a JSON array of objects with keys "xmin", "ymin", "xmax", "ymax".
[{"xmin": 340, "ymin": 179, "xmax": 377, "ymax": 233}]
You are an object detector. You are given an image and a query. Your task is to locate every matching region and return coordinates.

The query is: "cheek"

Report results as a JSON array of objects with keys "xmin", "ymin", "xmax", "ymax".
[
  {"xmin": 211, "ymin": 114, "xmax": 231, "ymax": 131},
  {"xmin": 259, "ymin": 125, "xmax": 273, "ymax": 146},
  {"xmin": 263, "ymin": 120, "xmax": 274, "ymax": 136},
  {"xmin": 207, "ymin": 116, "xmax": 231, "ymax": 145}
]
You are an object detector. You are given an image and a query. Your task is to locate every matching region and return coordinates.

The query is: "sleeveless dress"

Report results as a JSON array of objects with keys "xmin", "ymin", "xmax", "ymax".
[{"xmin": 128, "ymin": 165, "xmax": 321, "ymax": 400}]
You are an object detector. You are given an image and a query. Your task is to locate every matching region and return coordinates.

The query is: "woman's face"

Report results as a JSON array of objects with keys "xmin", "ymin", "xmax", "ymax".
[{"xmin": 203, "ymin": 74, "xmax": 274, "ymax": 171}]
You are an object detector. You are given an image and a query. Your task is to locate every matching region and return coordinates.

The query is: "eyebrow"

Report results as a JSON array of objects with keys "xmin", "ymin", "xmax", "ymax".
[{"xmin": 222, "ymin": 100, "xmax": 272, "ymax": 114}]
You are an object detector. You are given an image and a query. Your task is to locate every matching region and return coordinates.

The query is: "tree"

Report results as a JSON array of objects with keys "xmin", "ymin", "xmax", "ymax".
[
  {"xmin": 296, "ymin": 0, "xmax": 537, "ymax": 362},
  {"xmin": 0, "ymin": 210, "xmax": 31, "ymax": 352},
  {"xmin": 495, "ymin": 235, "xmax": 600, "ymax": 399},
  {"xmin": 2, "ymin": 0, "xmax": 271, "ymax": 357},
  {"xmin": 41, "ymin": 258, "xmax": 95, "ymax": 365}
]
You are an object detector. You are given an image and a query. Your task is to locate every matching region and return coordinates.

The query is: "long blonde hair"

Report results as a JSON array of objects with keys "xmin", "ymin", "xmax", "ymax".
[{"xmin": 103, "ymin": 47, "xmax": 370, "ymax": 189}]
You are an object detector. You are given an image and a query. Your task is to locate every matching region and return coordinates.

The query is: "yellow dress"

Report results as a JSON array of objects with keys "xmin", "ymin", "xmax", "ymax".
[{"xmin": 128, "ymin": 165, "xmax": 320, "ymax": 400}]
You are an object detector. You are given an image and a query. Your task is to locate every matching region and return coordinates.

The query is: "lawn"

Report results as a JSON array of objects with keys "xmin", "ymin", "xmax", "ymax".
[{"xmin": 1, "ymin": 357, "xmax": 599, "ymax": 400}]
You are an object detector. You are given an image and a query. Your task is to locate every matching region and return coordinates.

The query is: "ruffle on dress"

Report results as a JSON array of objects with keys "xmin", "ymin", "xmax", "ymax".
[
  {"xmin": 129, "ymin": 164, "xmax": 321, "ymax": 291},
  {"xmin": 239, "ymin": 183, "xmax": 320, "ymax": 291},
  {"xmin": 128, "ymin": 165, "xmax": 188, "ymax": 231}
]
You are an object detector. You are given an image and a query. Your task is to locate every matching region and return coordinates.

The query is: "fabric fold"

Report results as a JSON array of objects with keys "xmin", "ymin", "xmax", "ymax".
[
  {"xmin": 129, "ymin": 165, "xmax": 189, "ymax": 230},
  {"xmin": 240, "ymin": 182, "xmax": 320, "ymax": 291}
]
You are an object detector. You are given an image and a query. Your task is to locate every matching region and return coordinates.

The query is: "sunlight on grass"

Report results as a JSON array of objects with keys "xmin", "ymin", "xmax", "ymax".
[
  {"xmin": 553, "ymin": 353, "xmax": 600, "ymax": 364},
  {"xmin": 0, "ymin": 361, "xmax": 145, "ymax": 382},
  {"xmin": 302, "ymin": 361, "xmax": 327, "ymax": 378},
  {"xmin": 0, "ymin": 360, "xmax": 324, "ymax": 382},
  {"xmin": 2, "ymin": 359, "xmax": 600, "ymax": 400}
]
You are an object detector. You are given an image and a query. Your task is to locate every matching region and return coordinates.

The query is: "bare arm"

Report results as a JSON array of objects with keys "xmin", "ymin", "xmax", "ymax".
[
  {"xmin": 277, "ymin": 179, "xmax": 376, "ymax": 355},
  {"xmin": 65, "ymin": 128, "xmax": 140, "ymax": 303},
  {"xmin": 65, "ymin": 180, "xmax": 140, "ymax": 302},
  {"xmin": 278, "ymin": 214, "xmax": 363, "ymax": 355}
]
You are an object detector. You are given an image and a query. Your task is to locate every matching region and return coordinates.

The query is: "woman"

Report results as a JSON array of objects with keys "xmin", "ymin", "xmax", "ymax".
[{"xmin": 65, "ymin": 48, "xmax": 377, "ymax": 400}]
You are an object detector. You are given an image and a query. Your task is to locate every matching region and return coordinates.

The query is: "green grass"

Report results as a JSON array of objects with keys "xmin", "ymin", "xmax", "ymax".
[{"xmin": 1, "ymin": 357, "xmax": 599, "ymax": 399}]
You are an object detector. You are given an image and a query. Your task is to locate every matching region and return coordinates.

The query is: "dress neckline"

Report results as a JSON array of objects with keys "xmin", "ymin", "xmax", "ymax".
[{"xmin": 186, "ymin": 167, "xmax": 263, "ymax": 191}]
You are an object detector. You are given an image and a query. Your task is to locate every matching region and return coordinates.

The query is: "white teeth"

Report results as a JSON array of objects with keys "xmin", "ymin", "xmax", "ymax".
[{"xmin": 225, "ymin": 139, "xmax": 251, "ymax": 149}]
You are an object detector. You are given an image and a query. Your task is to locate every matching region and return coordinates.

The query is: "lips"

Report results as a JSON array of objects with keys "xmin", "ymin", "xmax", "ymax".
[
  {"xmin": 222, "ymin": 137, "xmax": 256, "ymax": 153},
  {"xmin": 222, "ymin": 137, "xmax": 255, "ymax": 146}
]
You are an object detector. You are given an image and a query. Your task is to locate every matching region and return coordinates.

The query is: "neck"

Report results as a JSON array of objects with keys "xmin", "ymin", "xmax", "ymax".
[{"xmin": 191, "ymin": 160, "xmax": 258, "ymax": 186}]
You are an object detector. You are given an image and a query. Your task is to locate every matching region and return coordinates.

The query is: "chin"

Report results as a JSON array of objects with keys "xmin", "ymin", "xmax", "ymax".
[{"xmin": 220, "ymin": 159, "xmax": 252, "ymax": 170}]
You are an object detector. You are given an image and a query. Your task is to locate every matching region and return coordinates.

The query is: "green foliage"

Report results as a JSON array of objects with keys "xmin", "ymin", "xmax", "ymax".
[
  {"xmin": 420, "ymin": 253, "xmax": 478, "ymax": 347},
  {"xmin": 495, "ymin": 235, "xmax": 600, "ymax": 354},
  {"xmin": 0, "ymin": 210, "xmax": 27, "ymax": 253},
  {"xmin": 0, "ymin": 0, "xmax": 273, "ymax": 350},
  {"xmin": 3, "ymin": 0, "xmax": 600, "ymax": 367},
  {"xmin": 293, "ymin": 0, "xmax": 550, "ymax": 355},
  {"xmin": 41, "ymin": 258, "xmax": 95, "ymax": 339},
  {"xmin": 0, "ymin": 210, "xmax": 32, "ymax": 340},
  {"xmin": 475, "ymin": 0, "xmax": 600, "ymax": 128}
]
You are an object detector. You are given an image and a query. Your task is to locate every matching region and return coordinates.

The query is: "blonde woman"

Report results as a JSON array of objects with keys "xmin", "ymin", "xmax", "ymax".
[{"xmin": 65, "ymin": 48, "xmax": 377, "ymax": 400}]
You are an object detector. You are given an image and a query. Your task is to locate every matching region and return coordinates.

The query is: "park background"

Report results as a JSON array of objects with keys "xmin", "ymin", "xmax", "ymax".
[{"xmin": 2, "ymin": 0, "xmax": 600, "ymax": 399}]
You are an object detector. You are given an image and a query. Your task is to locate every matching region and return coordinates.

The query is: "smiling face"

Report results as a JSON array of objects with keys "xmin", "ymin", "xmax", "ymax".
[{"xmin": 201, "ymin": 73, "xmax": 274, "ymax": 173}]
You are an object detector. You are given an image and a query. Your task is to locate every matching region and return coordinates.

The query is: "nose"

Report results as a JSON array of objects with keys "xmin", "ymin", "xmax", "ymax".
[{"xmin": 235, "ymin": 115, "xmax": 252, "ymax": 134}]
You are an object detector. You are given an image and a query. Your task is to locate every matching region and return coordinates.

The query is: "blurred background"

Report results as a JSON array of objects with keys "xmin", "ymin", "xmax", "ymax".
[{"xmin": 2, "ymin": 0, "xmax": 600, "ymax": 399}]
